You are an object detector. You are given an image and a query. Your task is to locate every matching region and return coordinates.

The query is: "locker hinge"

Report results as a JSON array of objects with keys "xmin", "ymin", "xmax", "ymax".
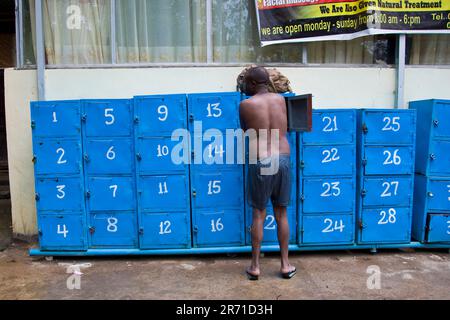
[
  {"xmin": 35, "ymin": 193, "xmax": 40, "ymax": 201},
  {"xmin": 86, "ymin": 191, "xmax": 91, "ymax": 199},
  {"xmin": 189, "ymin": 114, "xmax": 194, "ymax": 122},
  {"xmin": 89, "ymin": 227, "xmax": 95, "ymax": 234},
  {"xmin": 136, "ymin": 153, "xmax": 142, "ymax": 161},
  {"xmin": 362, "ymin": 159, "xmax": 367, "ymax": 166},
  {"xmin": 361, "ymin": 190, "xmax": 367, "ymax": 198},
  {"xmin": 38, "ymin": 229, "xmax": 42, "ymax": 236},
  {"xmin": 83, "ymin": 154, "xmax": 90, "ymax": 162},
  {"xmin": 32, "ymin": 155, "xmax": 37, "ymax": 164},
  {"xmin": 81, "ymin": 114, "xmax": 87, "ymax": 122},
  {"xmin": 362, "ymin": 123, "xmax": 368, "ymax": 134},
  {"xmin": 192, "ymin": 190, "xmax": 197, "ymax": 197},
  {"xmin": 433, "ymin": 119, "xmax": 439, "ymax": 127},
  {"xmin": 358, "ymin": 220, "xmax": 364, "ymax": 229},
  {"xmin": 300, "ymin": 160, "xmax": 305, "ymax": 169},
  {"xmin": 134, "ymin": 116, "xmax": 139, "ymax": 124},
  {"xmin": 31, "ymin": 121, "xmax": 36, "ymax": 129},
  {"xmin": 300, "ymin": 195, "xmax": 305, "ymax": 202},
  {"xmin": 139, "ymin": 228, "xmax": 144, "ymax": 235},
  {"xmin": 193, "ymin": 226, "xmax": 198, "ymax": 233},
  {"xmin": 429, "ymin": 153, "xmax": 436, "ymax": 160}
]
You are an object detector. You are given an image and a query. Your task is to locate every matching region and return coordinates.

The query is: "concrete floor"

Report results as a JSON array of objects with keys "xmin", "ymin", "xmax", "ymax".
[{"xmin": 0, "ymin": 241, "xmax": 449, "ymax": 300}]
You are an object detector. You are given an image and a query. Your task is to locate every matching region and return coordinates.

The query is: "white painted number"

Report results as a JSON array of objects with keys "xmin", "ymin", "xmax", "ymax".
[
  {"xmin": 322, "ymin": 219, "xmax": 345, "ymax": 233},
  {"xmin": 158, "ymin": 105, "xmax": 169, "ymax": 121},
  {"xmin": 211, "ymin": 218, "xmax": 224, "ymax": 232},
  {"xmin": 207, "ymin": 103, "xmax": 222, "ymax": 118},
  {"xmin": 106, "ymin": 146, "xmax": 116, "ymax": 160},
  {"xmin": 104, "ymin": 108, "xmax": 115, "ymax": 125},
  {"xmin": 378, "ymin": 208, "xmax": 397, "ymax": 225},
  {"xmin": 447, "ymin": 185, "xmax": 450, "ymax": 201},
  {"xmin": 57, "ymin": 224, "xmax": 68, "ymax": 238},
  {"xmin": 158, "ymin": 182, "xmax": 168, "ymax": 195},
  {"xmin": 207, "ymin": 180, "xmax": 222, "ymax": 195},
  {"xmin": 322, "ymin": 148, "xmax": 340, "ymax": 163},
  {"xmin": 159, "ymin": 221, "xmax": 172, "ymax": 235},
  {"xmin": 323, "ymin": 116, "xmax": 338, "ymax": 132},
  {"xmin": 157, "ymin": 145, "xmax": 169, "ymax": 157},
  {"xmin": 109, "ymin": 185, "xmax": 118, "ymax": 198},
  {"xmin": 447, "ymin": 221, "xmax": 450, "ymax": 235},
  {"xmin": 321, "ymin": 182, "xmax": 341, "ymax": 197},
  {"xmin": 208, "ymin": 144, "xmax": 224, "ymax": 158},
  {"xmin": 56, "ymin": 185, "xmax": 66, "ymax": 199},
  {"xmin": 382, "ymin": 116, "xmax": 401, "ymax": 132},
  {"xmin": 107, "ymin": 218, "xmax": 118, "ymax": 233},
  {"xmin": 383, "ymin": 149, "xmax": 401, "ymax": 165},
  {"xmin": 264, "ymin": 215, "xmax": 276, "ymax": 230},
  {"xmin": 381, "ymin": 181, "xmax": 399, "ymax": 197},
  {"xmin": 52, "ymin": 112, "xmax": 58, "ymax": 123},
  {"xmin": 56, "ymin": 148, "xmax": 67, "ymax": 164}
]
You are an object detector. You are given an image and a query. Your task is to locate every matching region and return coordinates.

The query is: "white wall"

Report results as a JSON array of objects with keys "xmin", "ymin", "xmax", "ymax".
[{"xmin": 4, "ymin": 66, "xmax": 450, "ymax": 236}]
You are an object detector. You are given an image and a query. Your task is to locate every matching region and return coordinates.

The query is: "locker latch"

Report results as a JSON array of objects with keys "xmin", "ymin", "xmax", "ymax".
[
  {"xmin": 31, "ymin": 121, "xmax": 36, "ymax": 129},
  {"xmin": 134, "ymin": 116, "xmax": 139, "ymax": 124},
  {"xmin": 362, "ymin": 123, "xmax": 368, "ymax": 134},
  {"xmin": 430, "ymin": 154, "xmax": 436, "ymax": 160},
  {"xmin": 193, "ymin": 226, "xmax": 198, "ymax": 233},
  {"xmin": 38, "ymin": 229, "xmax": 42, "ymax": 236},
  {"xmin": 83, "ymin": 154, "xmax": 90, "ymax": 163},
  {"xmin": 136, "ymin": 153, "xmax": 142, "ymax": 161},
  {"xmin": 81, "ymin": 114, "xmax": 87, "ymax": 122},
  {"xmin": 358, "ymin": 220, "xmax": 365, "ymax": 229},
  {"xmin": 89, "ymin": 227, "xmax": 95, "ymax": 235},
  {"xmin": 300, "ymin": 195, "xmax": 305, "ymax": 202},
  {"xmin": 362, "ymin": 159, "xmax": 367, "ymax": 166},
  {"xmin": 427, "ymin": 192, "xmax": 434, "ymax": 197},
  {"xmin": 189, "ymin": 114, "xmax": 194, "ymax": 122},
  {"xmin": 361, "ymin": 190, "xmax": 367, "ymax": 198},
  {"xmin": 86, "ymin": 191, "xmax": 91, "ymax": 199},
  {"xmin": 433, "ymin": 119, "xmax": 439, "ymax": 127},
  {"xmin": 139, "ymin": 228, "xmax": 144, "ymax": 235},
  {"xmin": 300, "ymin": 160, "xmax": 305, "ymax": 169},
  {"xmin": 32, "ymin": 155, "xmax": 37, "ymax": 164},
  {"xmin": 192, "ymin": 190, "xmax": 197, "ymax": 197},
  {"xmin": 35, "ymin": 193, "xmax": 40, "ymax": 201}
]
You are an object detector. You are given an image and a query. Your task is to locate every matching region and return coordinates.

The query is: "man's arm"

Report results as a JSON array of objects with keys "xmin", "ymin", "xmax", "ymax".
[{"xmin": 239, "ymin": 101, "xmax": 248, "ymax": 131}]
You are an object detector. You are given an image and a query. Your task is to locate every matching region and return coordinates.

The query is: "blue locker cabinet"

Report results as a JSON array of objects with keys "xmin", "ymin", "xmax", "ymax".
[
  {"xmin": 244, "ymin": 133, "xmax": 297, "ymax": 245},
  {"xmin": 82, "ymin": 99, "xmax": 138, "ymax": 248},
  {"xmin": 134, "ymin": 94, "xmax": 191, "ymax": 249},
  {"xmin": 410, "ymin": 98, "xmax": 450, "ymax": 244},
  {"xmin": 31, "ymin": 100, "xmax": 87, "ymax": 251},
  {"xmin": 356, "ymin": 109, "xmax": 416, "ymax": 244},
  {"xmin": 299, "ymin": 109, "xmax": 357, "ymax": 246},
  {"xmin": 188, "ymin": 92, "xmax": 245, "ymax": 248},
  {"xmin": 409, "ymin": 100, "xmax": 450, "ymax": 176}
]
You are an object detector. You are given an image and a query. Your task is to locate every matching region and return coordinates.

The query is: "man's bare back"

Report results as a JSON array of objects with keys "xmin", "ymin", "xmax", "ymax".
[{"xmin": 239, "ymin": 92, "xmax": 290, "ymax": 159}]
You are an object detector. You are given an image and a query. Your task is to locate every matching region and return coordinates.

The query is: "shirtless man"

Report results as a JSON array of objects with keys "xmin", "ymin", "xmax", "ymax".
[{"xmin": 239, "ymin": 66, "xmax": 296, "ymax": 280}]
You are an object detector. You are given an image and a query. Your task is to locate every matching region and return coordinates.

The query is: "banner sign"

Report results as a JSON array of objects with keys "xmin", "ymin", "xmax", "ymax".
[{"xmin": 255, "ymin": 0, "xmax": 450, "ymax": 46}]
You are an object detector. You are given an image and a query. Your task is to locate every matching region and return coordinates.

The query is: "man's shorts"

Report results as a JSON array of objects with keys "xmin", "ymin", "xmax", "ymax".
[{"xmin": 247, "ymin": 154, "xmax": 291, "ymax": 210}]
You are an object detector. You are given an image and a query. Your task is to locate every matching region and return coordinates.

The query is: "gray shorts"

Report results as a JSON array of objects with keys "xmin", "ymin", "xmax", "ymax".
[{"xmin": 247, "ymin": 154, "xmax": 291, "ymax": 210}]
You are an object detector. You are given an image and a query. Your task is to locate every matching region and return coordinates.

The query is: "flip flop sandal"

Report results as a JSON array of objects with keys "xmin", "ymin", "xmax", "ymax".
[
  {"xmin": 281, "ymin": 267, "xmax": 297, "ymax": 279},
  {"xmin": 246, "ymin": 269, "xmax": 259, "ymax": 281}
]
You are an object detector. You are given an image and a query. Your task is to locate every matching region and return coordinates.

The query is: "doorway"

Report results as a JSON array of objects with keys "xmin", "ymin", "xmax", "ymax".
[{"xmin": 0, "ymin": 0, "xmax": 15, "ymax": 250}]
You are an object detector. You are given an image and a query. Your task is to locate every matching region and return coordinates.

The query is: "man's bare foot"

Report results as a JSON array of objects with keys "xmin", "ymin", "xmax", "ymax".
[
  {"xmin": 280, "ymin": 265, "xmax": 296, "ymax": 279},
  {"xmin": 246, "ymin": 266, "xmax": 260, "ymax": 280}
]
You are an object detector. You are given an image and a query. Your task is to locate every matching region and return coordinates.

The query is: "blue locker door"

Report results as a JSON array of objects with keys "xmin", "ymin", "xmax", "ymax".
[
  {"xmin": 362, "ymin": 176, "xmax": 413, "ymax": 207},
  {"xmin": 429, "ymin": 140, "xmax": 450, "ymax": 175},
  {"xmin": 138, "ymin": 175, "xmax": 188, "ymax": 212},
  {"xmin": 84, "ymin": 100, "xmax": 132, "ymax": 137},
  {"xmin": 363, "ymin": 111, "xmax": 416, "ymax": 145},
  {"xmin": 192, "ymin": 170, "xmax": 243, "ymax": 208},
  {"xmin": 360, "ymin": 207, "xmax": 411, "ymax": 243},
  {"xmin": 87, "ymin": 177, "xmax": 135, "ymax": 211},
  {"xmin": 427, "ymin": 179, "xmax": 450, "ymax": 211},
  {"xmin": 364, "ymin": 146, "xmax": 414, "ymax": 175},
  {"xmin": 38, "ymin": 214, "xmax": 86, "ymax": 250},
  {"xmin": 302, "ymin": 110, "xmax": 356, "ymax": 145},
  {"xmin": 139, "ymin": 212, "xmax": 191, "ymax": 249},
  {"xmin": 35, "ymin": 177, "xmax": 84, "ymax": 212},
  {"xmin": 134, "ymin": 94, "xmax": 187, "ymax": 136},
  {"xmin": 302, "ymin": 214, "xmax": 354, "ymax": 245},
  {"xmin": 432, "ymin": 102, "xmax": 450, "ymax": 138},
  {"xmin": 31, "ymin": 101, "xmax": 80, "ymax": 138},
  {"xmin": 302, "ymin": 178, "xmax": 354, "ymax": 213},
  {"xmin": 193, "ymin": 209, "xmax": 245, "ymax": 247},
  {"xmin": 85, "ymin": 139, "xmax": 134, "ymax": 174},
  {"xmin": 301, "ymin": 145, "xmax": 355, "ymax": 176},
  {"xmin": 89, "ymin": 211, "xmax": 138, "ymax": 248},
  {"xmin": 188, "ymin": 93, "xmax": 240, "ymax": 130},
  {"xmin": 34, "ymin": 140, "xmax": 81, "ymax": 175},
  {"xmin": 427, "ymin": 214, "xmax": 450, "ymax": 243},
  {"xmin": 136, "ymin": 137, "xmax": 188, "ymax": 174}
]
